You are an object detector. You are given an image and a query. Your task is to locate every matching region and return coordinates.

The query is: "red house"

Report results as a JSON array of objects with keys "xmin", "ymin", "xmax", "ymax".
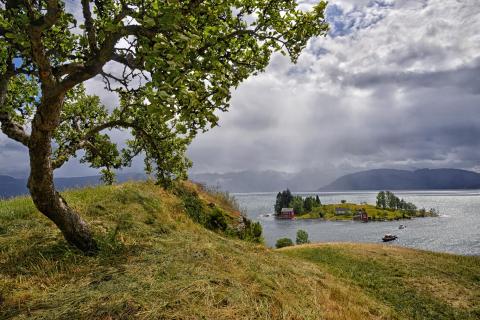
[
  {"xmin": 353, "ymin": 209, "xmax": 369, "ymax": 222},
  {"xmin": 278, "ymin": 208, "xmax": 295, "ymax": 219}
]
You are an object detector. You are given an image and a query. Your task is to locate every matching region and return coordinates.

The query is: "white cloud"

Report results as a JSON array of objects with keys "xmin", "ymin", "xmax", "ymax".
[{"xmin": 188, "ymin": 0, "xmax": 480, "ymax": 178}]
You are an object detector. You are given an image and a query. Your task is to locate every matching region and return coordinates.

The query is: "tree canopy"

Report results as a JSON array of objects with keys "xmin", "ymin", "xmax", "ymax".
[
  {"xmin": 274, "ymin": 190, "xmax": 321, "ymax": 215},
  {"xmin": 0, "ymin": 0, "xmax": 329, "ymax": 184},
  {"xmin": 376, "ymin": 191, "xmax": 417, "ymax": 213},
  {"xmin": 0, "ymin": 0, "xmax": 328, "ymax": 252}
]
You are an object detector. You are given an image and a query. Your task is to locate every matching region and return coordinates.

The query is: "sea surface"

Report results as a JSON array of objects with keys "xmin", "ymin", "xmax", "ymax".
[{"xmin": 233, "ymin": 190, "xmax": 480, "ymax": 255}]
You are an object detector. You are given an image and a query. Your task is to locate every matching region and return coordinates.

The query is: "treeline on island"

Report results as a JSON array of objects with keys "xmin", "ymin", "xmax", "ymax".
[
  {"xmin": 375, "ymin": 191, "xmax": 439, "ymax": 217},
  {"xmin": 273, "ymin": 189, "xmax": 439, "ymax": 220},
  {"xmin": 376, "ymin": 191, "xmax": 417, "ymax": 213},
  {"xmin": 274, "ymin": 189, "xmax": 321, "ymax": 214}
]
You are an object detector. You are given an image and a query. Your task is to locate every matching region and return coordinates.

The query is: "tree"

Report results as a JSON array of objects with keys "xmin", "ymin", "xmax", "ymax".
[
  {"xmin": 315, "ymin": 195, "xmax": 321, "ymax": 206},
  {"xmin": 274, "ymin": 192, "xmax": 283, "ymax": 214},
  {"xmin": 275, "ymin": 238, "xmax": 294, "ymax": 249},
  {"xmin": 376, "ymin": 191, "xmax": 386, "ymax": 209},
  {"xmin": 0, "ymin": 1, "xmax": 328, "ymax": 253},
  {"xmin": 290, "ymin": 196, "xmax": 304, "ymax": 215},
  {"xmin": 274, "ymin": 189, "xmax": 294, "ymax": 214},
  {"xmin": 385, "ymin": 191, "xmax": 398, "ymax": 210},
  {"xmin": 304, "ymin": 196, "xmax": 314, "ymax": 212},
  {"xmin": 296, "ymin": 229, "xmax": 310, "ymax": 245}
]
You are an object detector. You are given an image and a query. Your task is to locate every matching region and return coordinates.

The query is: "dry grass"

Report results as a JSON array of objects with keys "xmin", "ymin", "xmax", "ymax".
[{"xmin": 1, "ymin": 181, "xmax": 397, "ymax": 320}]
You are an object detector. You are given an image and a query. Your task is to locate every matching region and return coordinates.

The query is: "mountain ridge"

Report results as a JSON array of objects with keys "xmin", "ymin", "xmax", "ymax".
[
  {"xmin": 0, "ymin": 173, "xmax": 146, "ymax": 199},
  {"xmin": 321, "ymin": 168, "xmax": 480, "ymax": 190}
]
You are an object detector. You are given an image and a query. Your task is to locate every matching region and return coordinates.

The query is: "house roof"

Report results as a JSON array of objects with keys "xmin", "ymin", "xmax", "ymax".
[{"xmin": 281, "ymin": 208, "xmax": 294, "ymax": 213}]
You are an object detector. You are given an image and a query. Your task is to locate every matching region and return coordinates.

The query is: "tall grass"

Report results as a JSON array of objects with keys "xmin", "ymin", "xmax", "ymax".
[{"xmin": 1, "ymin": 182, "xmax": 478, "ymax": 319}]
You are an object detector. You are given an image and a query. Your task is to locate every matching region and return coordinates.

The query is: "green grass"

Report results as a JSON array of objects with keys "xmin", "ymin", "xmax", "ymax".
[
  {"xmin": 1, "ymin": 182, "xmax": 478, "ymax": 319},
  {"xmin": 281, "ymin": 243, "xmax": 480, "ymax": 320}
]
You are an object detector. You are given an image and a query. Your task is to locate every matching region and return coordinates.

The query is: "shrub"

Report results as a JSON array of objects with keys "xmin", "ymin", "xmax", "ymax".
[
  {"xmin": 296, "ymin": 229, "xmax": 310, "ymax": 245},
  {"xmin": 205, "ymin": 207, "xmax": 228, "ymax": 231},
  {"xmin": 175, "ymin": 185, "xmax": 206, "ymax": 224},
  {"xmin": 240, "ymin": 220, "xmax": 263, "ymax": 243},
  {"xmin": 276, "ymin": 238, "xmax": 294, "ymax": 249}
]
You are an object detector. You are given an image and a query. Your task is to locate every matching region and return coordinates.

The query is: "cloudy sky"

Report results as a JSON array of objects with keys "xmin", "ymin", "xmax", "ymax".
[
  {"xmin": 1, "ymin": 0, "xmax": 480, "ymax": 181},
  {"xmin": 188, "ymin": 0, "xmax": 480, "ymax": 179}
]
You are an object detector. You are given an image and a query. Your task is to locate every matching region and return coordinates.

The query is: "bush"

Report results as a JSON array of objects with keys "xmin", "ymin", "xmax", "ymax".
[
  {"xmin": 296, "ymin": 229, "xmax": 310, "ymax": 245},
  {"xmin": 238, "ymin": 220, "xmax": 263, "ymax": 243},
  {"xmin": 176, "ymin": 184, "xmax": 262, "ymax": 242},
  {"xmin": 175, "ymin": 185, "xmax": 206, "ymax": 224},
  {"xmin": 276, "ymin": 238, "xmax": 294, "ymax": 249},
  {"xmin": 205, "ymin": 207, "xmax": 228, "ymax": 231}
]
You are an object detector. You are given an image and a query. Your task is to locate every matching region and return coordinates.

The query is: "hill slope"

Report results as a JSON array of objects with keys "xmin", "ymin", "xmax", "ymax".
[
  {"xmin": 322, "ymin": 168, "xmax": 480, "ymax": 190},
  {"xmin": 1, "ymin": 182, "xmax": 479, "ymax": 319}
]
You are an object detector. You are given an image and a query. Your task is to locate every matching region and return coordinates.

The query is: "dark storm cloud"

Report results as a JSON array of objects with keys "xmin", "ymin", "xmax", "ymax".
[
  {"xmin": 0, "ymin": 134, "xmax": 29, "ymax": 176},
  {"xmin": 346, "ymin": 60, "xmax": 480, "ymax": 94},
  {"xmin": 1, "ymin": 140, "xmax": 27, "ymax": 152}
]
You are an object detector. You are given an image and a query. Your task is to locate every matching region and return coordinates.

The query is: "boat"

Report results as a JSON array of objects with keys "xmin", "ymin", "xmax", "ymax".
[{"xmin": 382, "ymin": 234, "xmax": 398, "ymax": 242}]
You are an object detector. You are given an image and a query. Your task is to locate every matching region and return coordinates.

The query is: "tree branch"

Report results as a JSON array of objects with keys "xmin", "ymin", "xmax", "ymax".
[
  {"xmin": 53, "ymin": 62, "xmax": 86, "ymax": 78},
  {"xmin": 58, "ymin": 21, "xmax": 156, "ymax": 91},
  {"xmin": 27, "ymin": 1, "xmax": 61, "ymax": 88},
  {"xmin": 35, "ymin": 0, "xmax": 61, "ymax": 31},
  {"xmin": 0, "ymin": 64, "xmax": 30, "ymax": 146},
  {"xmin": 52, "ymin": 117, "xmax": 167, "ymax": 169},
  {"xmin": 81, "ymin": 0, "xmax": 97, "ymax": 53}
]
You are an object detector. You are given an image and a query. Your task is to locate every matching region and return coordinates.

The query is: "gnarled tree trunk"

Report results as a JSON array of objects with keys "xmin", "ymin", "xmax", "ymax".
[{"xmin": 27, "ymin": 105, "xmax": 98, "ymax": 254}]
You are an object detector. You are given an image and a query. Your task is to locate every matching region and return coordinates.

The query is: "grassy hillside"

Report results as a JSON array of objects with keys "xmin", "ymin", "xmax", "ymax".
[{"xmin": 1, "ymin": 182, "xmax": 479, "ymax": 319}]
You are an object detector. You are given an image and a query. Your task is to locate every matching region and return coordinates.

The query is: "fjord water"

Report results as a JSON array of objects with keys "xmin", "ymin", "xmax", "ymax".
[{"xmin": 233, "ymin": 190, "xmax": 480, "ymax": 255}]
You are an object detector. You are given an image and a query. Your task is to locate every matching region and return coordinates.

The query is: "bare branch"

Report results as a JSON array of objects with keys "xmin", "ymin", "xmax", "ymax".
[{"xmin": 111, "ymin": 53, "xmax": 143, "ymax": 70}]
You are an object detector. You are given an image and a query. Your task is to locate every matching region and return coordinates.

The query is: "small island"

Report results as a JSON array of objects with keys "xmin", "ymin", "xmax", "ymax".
[{"xmin": 274, "ymin": 190, "xmax": 438, "ymax": 221}]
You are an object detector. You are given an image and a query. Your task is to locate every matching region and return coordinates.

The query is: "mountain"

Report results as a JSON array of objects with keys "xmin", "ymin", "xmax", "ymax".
[
  {"xmin": 321, "ymin": 168, "xmax": 480, "ymax": 190},
  {"xmin": 190, "ymin": 169, "xmax": 336, "ymax": 193},
  {"xmin": 0, "ymin": 173, "xmax": 146, "ymax": 199}
]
